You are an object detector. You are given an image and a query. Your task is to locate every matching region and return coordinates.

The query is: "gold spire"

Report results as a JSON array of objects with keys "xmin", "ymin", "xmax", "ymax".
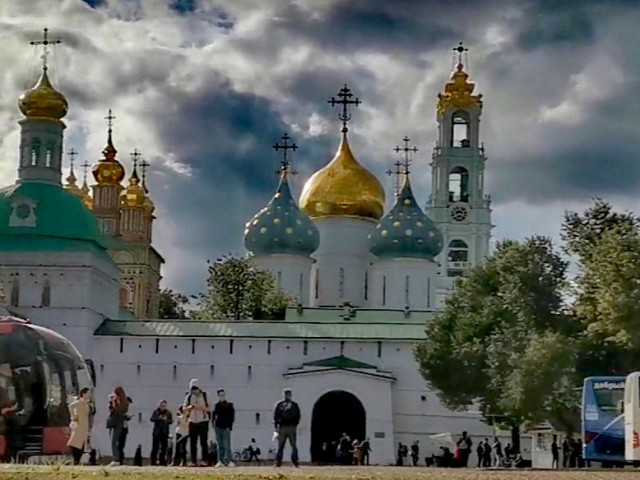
[
  {"xmin": 121, "ymin": 149, "xmax": 147, "ymax": 208},
  {"xmin": 79, "ymin": 160, "xmax": 93, "ymax": 209},
  {"xmin": 437, "ymin": 42, "xmax": 482, "ymax": 116},
  {"xmin": 63, "ymin": 148, "xmax": 83, "ymax": 196},
  {"xmin": 18, "ymin": 28, "xmax": 68, "ymax": 120},
  {"xmin": 92, "ymin": 109, "xmax": 126, "ymax": 185},
  {"xmin": 299, "ymin": 132, "xmax": 385, "ymax": 220}
]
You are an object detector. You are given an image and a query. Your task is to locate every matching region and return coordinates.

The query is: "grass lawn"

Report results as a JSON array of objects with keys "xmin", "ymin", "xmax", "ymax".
[{"xmin": 1, "ymin": 465, "xmax": 639, "ymax": 480}]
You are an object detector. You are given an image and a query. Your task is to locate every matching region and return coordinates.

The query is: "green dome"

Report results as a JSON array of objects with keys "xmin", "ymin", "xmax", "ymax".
[
  {"xmin": 0, "ymin": 182, "xmax": 103, "ymax": 247},
  {"xmin": 244, "ymin": 172, "xmax": 319, "ymax": 257},
  {"xmin": 369, "ymin": 175, "xmax": 443, "ymax": 260}
]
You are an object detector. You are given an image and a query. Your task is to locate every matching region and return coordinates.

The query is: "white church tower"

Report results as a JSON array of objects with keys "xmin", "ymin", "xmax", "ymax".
[
  {"xmin": 299, "ymin": 85, "xmax": 386, "ymax": 308},
  {"xmin": 244, "ymin": 134, "xmax": 320, "ymax": 306},
  {"xmin": 427, "ymin": 43, "xmax": 493, "ymax": 279}
]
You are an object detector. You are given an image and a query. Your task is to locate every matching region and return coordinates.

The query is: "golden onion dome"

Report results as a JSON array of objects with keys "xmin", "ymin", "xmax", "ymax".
[
  {"xmin": 121, "ymin": 168, "xmax": 146, "ymax": 208},
  {"xmin": 18, "ymin": 68, "xmax": 68, "ymax": 120},
  {"xmin": 92, "ymin": 132, "xmax": 126, "ymax": 185},
  {"xmin": 299, "ymin": 133, "xmax": 385, "ymax": 221}
]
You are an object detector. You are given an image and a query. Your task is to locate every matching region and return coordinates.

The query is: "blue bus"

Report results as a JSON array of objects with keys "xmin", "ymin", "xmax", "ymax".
[{"xmin": 582, "ymin": 376, "xmax": 626, "ymax": 466}]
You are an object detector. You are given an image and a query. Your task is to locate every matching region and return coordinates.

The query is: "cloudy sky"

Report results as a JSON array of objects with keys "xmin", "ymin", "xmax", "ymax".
[{"xmin": 0, "ymin": 0, "xmax": 639, "ymax": 296}]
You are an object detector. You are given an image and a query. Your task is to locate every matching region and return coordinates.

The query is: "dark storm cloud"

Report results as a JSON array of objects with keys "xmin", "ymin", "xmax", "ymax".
[{"xmin": 80, "ymin": 0, "xmax": 105, "ymax": 7}]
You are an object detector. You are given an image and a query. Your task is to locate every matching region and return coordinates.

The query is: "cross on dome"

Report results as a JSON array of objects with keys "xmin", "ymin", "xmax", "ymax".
[
  {"xmin": 386, "ymin": 159, "xmax": 403, "ymax": 198},
  {"xmin": 328, "ymin": 84, "xmax": 361, "ymax": 133},
  {"xmin": 394, "ymin": 136, "xmax": 418, "ymax": 175},
  {"xmin": 273, "ymin": 133, "xmax": 298, "ymax": 176},
  {"xmin": 80, "ymin": 160, "xmax": 90, "ymax": 184},
  {"xmin": 30, "ymin": 28, "xmax": 61, "ymax": 72},
  {"xmin": 130, "ymin": 148, "xmax": 142, "ymax": 168},
  {"xmin": 140, "ymin": 158, "xmax": 150, "ymax": 193},
  {"xmin": 104, "ymin": 109, "xmax": 116, "ymax": 132},
  {"xmin": 453, "ymin": 41, "xmax": 469, "ymax": 68},
  {"xmin": 67, "ymin": 148, "xmax": 78, "ymax": 169}
]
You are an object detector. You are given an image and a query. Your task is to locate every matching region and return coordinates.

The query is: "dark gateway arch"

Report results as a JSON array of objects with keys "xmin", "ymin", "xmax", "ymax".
[{"xmin": 310, "ymin": 390, "xmax": 366, "ymax": 463}]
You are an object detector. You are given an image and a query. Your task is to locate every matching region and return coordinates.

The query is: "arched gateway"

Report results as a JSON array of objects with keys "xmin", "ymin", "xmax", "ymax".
[{"xmin": 310, "ymin": 390, "xmax": 366, "ymax": 463}]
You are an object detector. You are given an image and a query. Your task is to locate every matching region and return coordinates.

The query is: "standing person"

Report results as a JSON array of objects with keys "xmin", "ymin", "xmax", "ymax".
[
  {"xmin": 150, "ymin": 399, "xmax": 173, "ymax": 466},
  {"xmin": 482, "ymin": 439, "xmax": 492, "ymax": 467},
  {"xmin": 476, "ymin": 441, "xmax": 484, "ymax": 468},
  {"xmin": 396, "ymin": 442, "xmax": 404, "ymax": 466},
  {"xmin": 352, "ymin": 439, "xmax": 363, "ymax": 465},
  {"xmin": 173, "ymin": 405, "xmax": 189, "ymax": 466},
  {"xmin": 410, "ymin": 441, "xmax": 419, "ymax": 467},
  {"xmin": 106, "ymin": 386, "xmax": 130, "ymax": 466},
  {"xmin": 211, "ymin": 389, "xmax": 235, "ymax": 468},
  {"xmin": 338, "ymin": 433, "xmax": 351, "ymax": 464},
  {"xmin": 562, "ymin": 437, "xmax": 570, "ymax": 468},
  {"xmin": 551, "ymin": 437, "xmax": 559, "ymax": 469},
  {"xmin": 0, "ymin": 385, "xmax": 19, "ymax": 462},
  {"xmin": 456, "ymin": 431, "xmax": 472, "ymax": 467},
  {"xmin": 273, "ymin": 388, "xmax": 300, "ymax": 467},
  {"xmin": 361, "ymin": 438, "xmax": 371, "ymax": 466},
  {"xmin": 67, "ymin": 388, "xmax": 92, "ymax": 465},
  {"xmin": 492, "ymin": 437, "xmax": 503, "ymax": 467},
  {"xmin": 183, "ymin": 379, "xmax": 210, "ymax": 466}
]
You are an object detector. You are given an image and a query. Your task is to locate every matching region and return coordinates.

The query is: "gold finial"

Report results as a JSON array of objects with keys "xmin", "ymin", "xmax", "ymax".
[
  {"xmin": 103, "ymin": 109, "xmax": 117, "ymax": 159},
  {"xmin": 92, "ymin": 109, "xmax": 125, "ymax": 185},
  {"xmin": 273, "ymin": 133, "xmax": 298, "ymax": 178},
  {"xmin": 19, "ymin": 28, "xmax": 67, "ymax": 119},
  {"xmin": 120, "ymin": 149, "xmax": 146, "ymax": 208},
  {"xmin": 65, "ymin": 148, "xmax": 78, "ymax": 186},
  {"xmin": 437, "ymin": 43, "xmax": 482, "ymax": 116},
  {"xmin": 328, "ymin": 84, "xmax": 361, "ymax": 134},
  {"xmin": 140, "ymin": 158, "xmax": 150, "ymax": 193}
]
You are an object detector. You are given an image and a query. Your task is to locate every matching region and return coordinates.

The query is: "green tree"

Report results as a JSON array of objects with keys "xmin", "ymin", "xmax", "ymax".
[
  {"xmin": 158, "ymin": 288, "xmax": 190, "ymax": 319},
  {"xmin": 414, "ymin": 236, "xmax": 578, "ymax": 451},
  {"xmin": 195, "ymin": 254, "xmax": 291, "ymax": 321},
  {"xmin": 563, "ymin": 200, "xmax": 640, "ymax": 377}
]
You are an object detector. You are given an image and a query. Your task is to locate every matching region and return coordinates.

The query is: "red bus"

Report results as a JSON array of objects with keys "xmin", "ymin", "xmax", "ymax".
[{"xmin": 0, "ymin": 316, "xmax": 93, "ymax": 461}]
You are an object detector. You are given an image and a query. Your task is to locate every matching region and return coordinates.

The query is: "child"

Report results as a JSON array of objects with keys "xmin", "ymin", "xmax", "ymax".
[{"xmin": 173, "ymin": 404, "xmax": 189, "ymax": 466}]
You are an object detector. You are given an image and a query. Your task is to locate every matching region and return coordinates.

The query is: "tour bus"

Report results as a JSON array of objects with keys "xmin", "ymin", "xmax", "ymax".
[
  {"xmin": 0, "ymin": 316, "xmax": 94, "ymax": 460},
  {"xmin": 582, "ymin": 376, "xmax": 626, "ymax": 466},
  {"xmin": 624, "ymin": 371, "xmax": 640, "ymax": 463}
]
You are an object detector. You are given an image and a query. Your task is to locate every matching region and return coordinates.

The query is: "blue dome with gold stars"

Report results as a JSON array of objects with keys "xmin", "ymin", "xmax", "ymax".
[
  {"xmin": 244, "ymin": 173, "xmax": 319, "ymax": 257},
  {"xmin": 369, "ymin": 175, "xmax": 443, "ymax": 260}
]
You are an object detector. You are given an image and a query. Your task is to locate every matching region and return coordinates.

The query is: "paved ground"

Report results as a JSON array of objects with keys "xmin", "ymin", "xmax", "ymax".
[{"xmin": 2, "ymin": 465, "xmax": 639, "ymax": 479}]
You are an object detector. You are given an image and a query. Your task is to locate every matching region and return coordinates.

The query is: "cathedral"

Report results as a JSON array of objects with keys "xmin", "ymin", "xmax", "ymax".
[{"xmin": 0, "ymin": 33, "xmax": 494, "ymax": 465}]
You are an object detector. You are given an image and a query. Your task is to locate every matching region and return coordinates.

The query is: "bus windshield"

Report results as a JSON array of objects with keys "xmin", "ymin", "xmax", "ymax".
[{"xmin": 582, "ymin": 377, "xmax": 626, "ymax": 465}]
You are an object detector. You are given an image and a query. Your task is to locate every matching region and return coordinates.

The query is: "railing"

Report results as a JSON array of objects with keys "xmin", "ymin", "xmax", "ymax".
[{"xmin": 448, "ymin": 261, "xmax": 469, "ymax": 270}]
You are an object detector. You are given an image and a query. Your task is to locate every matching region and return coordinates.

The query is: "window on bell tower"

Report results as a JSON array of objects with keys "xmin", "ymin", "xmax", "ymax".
[
  {"xmin": 448, "ymin": 166, "xmax": 469, "ymax": 203},
  {"xmin": 451, "ymin": 110, "xmax": 470, "ymax": 148},
  {"xmin": 447, "ymin": 239, "xmax": 469, "ymax": 277},
  {"xmin": 31, "ymin": 139, "xmax": 41, "ymax": 166}
]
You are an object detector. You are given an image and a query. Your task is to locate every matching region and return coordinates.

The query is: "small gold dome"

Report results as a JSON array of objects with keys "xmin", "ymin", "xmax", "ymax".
[
  {"xmin": 18, "ymin": 68, "xmax": 68, "ymax": 120},
  {"xmin": 92, "ymin": 133, "xmax": 126, "ymax": 185},
  {"xmin": 80, "ymin": 182, "xmax": 93, "ymax": 209},
  {"xmin": 300, "ymin": 133, "xmax": 385, "ymax": 220},
  {"xmin": 121, "ymin": 169, "xmax": 146, "ymax": 208}
]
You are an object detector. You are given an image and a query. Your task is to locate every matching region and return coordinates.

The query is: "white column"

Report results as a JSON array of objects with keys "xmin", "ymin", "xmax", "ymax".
[
  {"xmin": 309, "ymin": 217, "xmax": 376, "ymax": 307},
  {"xmin": 252, "ymin": 254, "xmax": 313, "ymax": 306}
]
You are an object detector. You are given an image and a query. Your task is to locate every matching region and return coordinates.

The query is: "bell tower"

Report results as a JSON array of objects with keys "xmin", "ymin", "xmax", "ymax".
[{"xmin": 427, "ymin": 43, "xmax": 492, "ymax": 278}]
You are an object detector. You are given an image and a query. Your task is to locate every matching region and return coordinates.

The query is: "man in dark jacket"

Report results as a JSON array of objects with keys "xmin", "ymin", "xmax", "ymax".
[
  {"xmin": 150, "ymin": 400, "xmax": 173, "ymax": 466},
  {"xmin": 211, "ymin": 389, "xmax": 235, "ymax": 467},
  {"xmin": 273, "ymin": 388, "xmax": 300, "ymax": 467}
]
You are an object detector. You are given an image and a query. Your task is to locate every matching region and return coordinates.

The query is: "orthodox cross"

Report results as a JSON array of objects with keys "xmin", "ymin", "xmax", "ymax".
[
  {"xmin": 453, "ymin": 41, "xmax": 468, "ymax": 68},
  {"xmin": 67, "ymin": 148, "xmax": 78, "ymax": 171},
  {"xmin": 80, "ymin": 160, "xmax": 91, "ymax": 185},
  {"xmin": 386, "ymin": 159, "xmax": 404, "ymax": 197},
  {"xmin": 104, "ymin": 109, "xmax": 116, "ymax": 133},
  {"xmin": 273, "ymin": 133, "xmax": 298, "ymax": 176},
  {"xmin": 140, "ymin": 159, "xmax": 150, "ymax": 192},
  {"xmin": 394, "ymin": 136, "xmax": 418, "ymax": 174},
  {"xmin": 130, "ymin": 149, "xmax": 142, "ymax": 170},
  {"xmin": 30, "ymin": 28, "xmax": 61, "ymax": 71},
  {"xmin": 328, "ymin": 84, "xmax": 360, "ymax": 133}
]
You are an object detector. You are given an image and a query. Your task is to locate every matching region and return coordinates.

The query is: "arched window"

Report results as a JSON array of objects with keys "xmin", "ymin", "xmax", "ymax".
[
  {"xmin": 31, "ymin": 139, "xmax": 41, "ymax": 166},
  {"xmin": 10, "ymin": 279, "xmax": 19, "ymax": 307},
  {"xmin": 447, "ymin": 240, "xmax": 469, "ymax": 277},
  {"xmin": 41, "ymin": 279, "xmax": 51, "ymax": 307},
  {"xmin": 448, "ymin": 166, "xmax": 469, "ymax": 203},
  {"xmin": 451, "ymin": 110, "xmax": 470, "ymax": 147},
  {"xmin": 45, "ymin": 146, "xmax": 52, "ymax": 167}
]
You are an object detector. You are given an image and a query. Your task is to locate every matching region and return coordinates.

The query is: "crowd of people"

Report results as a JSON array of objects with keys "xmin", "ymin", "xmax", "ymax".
[
  {"xmin": 318, "ymin": 434, "xmax": 371, "ymax": 465},
  {"xmin": 63, "ymin": 380, "xmax": 301, "ymax": 467}
]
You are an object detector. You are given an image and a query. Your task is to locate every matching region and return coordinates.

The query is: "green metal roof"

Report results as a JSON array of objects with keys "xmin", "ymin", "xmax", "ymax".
[
  {"xmin": 94, "ymin": 318, "xmax": 427, "ymax": 340},
  {"xmin": 0, "ymin": 182, "xmax": 104, "ymax": 249}
]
